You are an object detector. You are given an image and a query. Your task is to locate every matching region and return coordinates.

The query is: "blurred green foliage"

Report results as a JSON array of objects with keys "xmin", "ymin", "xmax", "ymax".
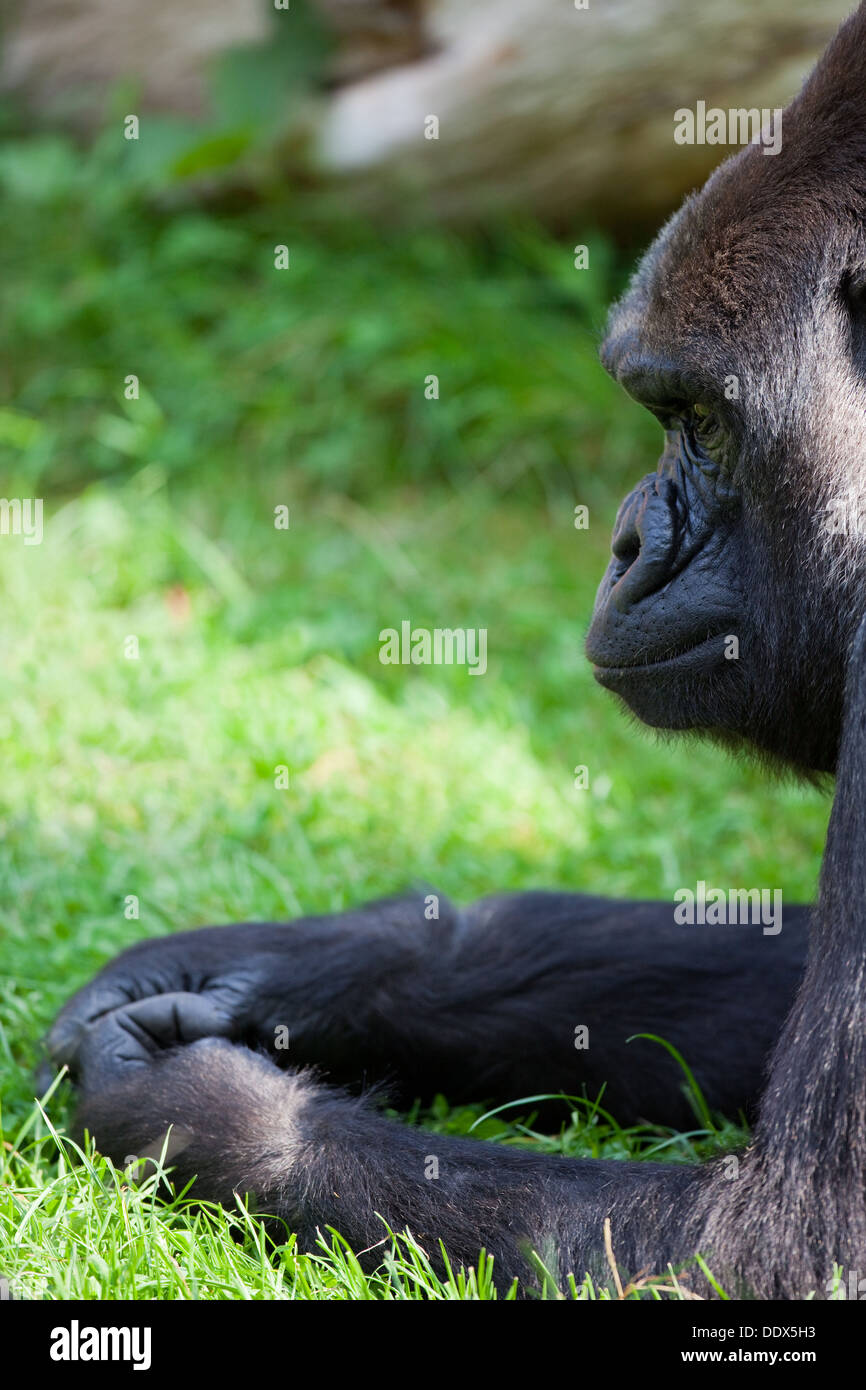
[{"xmin": 0, "ymin": 125, "xmax": 654, "ymax": 501}]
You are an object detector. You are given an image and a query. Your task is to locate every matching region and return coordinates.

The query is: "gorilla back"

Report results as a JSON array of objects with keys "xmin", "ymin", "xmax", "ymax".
[{"xmin": 46, "ymin": 4, "xmax": 866, "ymax": 1299}]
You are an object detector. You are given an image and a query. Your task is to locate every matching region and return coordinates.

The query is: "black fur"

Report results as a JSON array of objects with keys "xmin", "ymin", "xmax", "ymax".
[
  {"xmin": 47, "ymin": 894, "xmax": 808, "ymax": 1133},
  {"xmin": 45, "ymin": 4, "xmax": 866, "ymax": 1297}
]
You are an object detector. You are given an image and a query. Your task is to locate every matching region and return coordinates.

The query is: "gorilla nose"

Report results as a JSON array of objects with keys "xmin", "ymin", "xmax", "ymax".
[{"xmin": 608, "ymin": 476, "xmax": 679, "ymax": 612}]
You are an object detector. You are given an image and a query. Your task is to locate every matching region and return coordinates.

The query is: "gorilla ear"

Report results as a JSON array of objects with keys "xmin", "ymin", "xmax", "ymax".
[
  {"xmin": 845, "ymin": 270, "xmax": 866, "ymax": 309},
  {"xmin": 842, "ymin": 271, "xmax": 866, "ymax": 361}
]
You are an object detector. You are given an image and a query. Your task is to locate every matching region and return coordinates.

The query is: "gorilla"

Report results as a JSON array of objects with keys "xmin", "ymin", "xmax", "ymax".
[{"xmin": 45, "ymin": 5, "xmax": 866, "ymax": 1298}]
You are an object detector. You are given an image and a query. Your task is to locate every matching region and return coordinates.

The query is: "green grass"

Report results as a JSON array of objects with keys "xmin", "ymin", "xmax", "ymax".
[{"xmin": 0, "ymin": 132, "xmax": 829, "ymax": 1299}]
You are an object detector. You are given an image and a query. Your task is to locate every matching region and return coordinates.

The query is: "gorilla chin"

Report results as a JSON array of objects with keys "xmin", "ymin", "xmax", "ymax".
[{"xmin": 586, "ymin": 631, "xmax": 736, "ymax": 730}]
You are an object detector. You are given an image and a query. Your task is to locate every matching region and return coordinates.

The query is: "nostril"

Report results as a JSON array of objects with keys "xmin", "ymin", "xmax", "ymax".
[
  {"xmin": 613, "ymin": 530, "xmax": 641, "ymax": 572},
  {"xmin": 607, "ymin": 476, "xmax": 679, "ymax": 612},
  {"xmin": 611, "ymin": 505, "xmax": 642, "ymax": 576}
]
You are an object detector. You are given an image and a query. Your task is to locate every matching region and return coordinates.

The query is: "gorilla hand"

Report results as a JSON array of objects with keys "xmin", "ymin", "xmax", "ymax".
[
  {"xmin": 71, "ymin": 992, "xmax": 237, "ymax": 1090},
  {"xmin": 43, "ymin": 896, "xmax": 451, "ymax": 1091},
  {"xmin": 42, "ymin": 923, "xmax": 271, "ymax": 1086}
]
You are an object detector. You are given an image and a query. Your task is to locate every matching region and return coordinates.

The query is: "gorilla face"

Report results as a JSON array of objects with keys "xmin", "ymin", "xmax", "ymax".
[
  {"xmin": 585, "ymin": 399, "xmax": 747, "ymax": 730},
  {"xmin": 585, "ymin": 68, "xmax": 866, "ymax": 776}
]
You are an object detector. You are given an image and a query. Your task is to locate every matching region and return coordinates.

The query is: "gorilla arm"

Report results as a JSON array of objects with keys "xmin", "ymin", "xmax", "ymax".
[
  {"xmin": 46, "ymin": 891, "xmax": 808, "ymax": 1131},
  {"xmin": 72, "ymin": 1001, "xmax": 702, "ymax": 1293}
]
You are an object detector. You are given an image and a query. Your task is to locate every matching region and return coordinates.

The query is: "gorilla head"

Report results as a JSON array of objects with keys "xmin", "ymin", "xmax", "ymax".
[{"xmin": 586, "ymin": 12, "xmax": 866, "ymax": 776}]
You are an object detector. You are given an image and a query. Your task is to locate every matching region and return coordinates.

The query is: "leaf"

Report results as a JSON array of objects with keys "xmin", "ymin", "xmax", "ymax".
[{"xmin": 170, "ymin": 130, "xmax": 253, "ymax": 178}]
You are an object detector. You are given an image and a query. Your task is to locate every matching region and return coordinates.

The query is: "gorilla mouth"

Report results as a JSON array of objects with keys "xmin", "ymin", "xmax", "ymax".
[
  {"xmin": 590, "ymin": 631, "xmax": 728, "ymax": 677},
  {"xmin": 583, "ymin": 463, "xmax": 743, "ymax": 696},
  {"xmin": 590, "ymin": 632, "xmax": 734, "ymax": 732}
]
